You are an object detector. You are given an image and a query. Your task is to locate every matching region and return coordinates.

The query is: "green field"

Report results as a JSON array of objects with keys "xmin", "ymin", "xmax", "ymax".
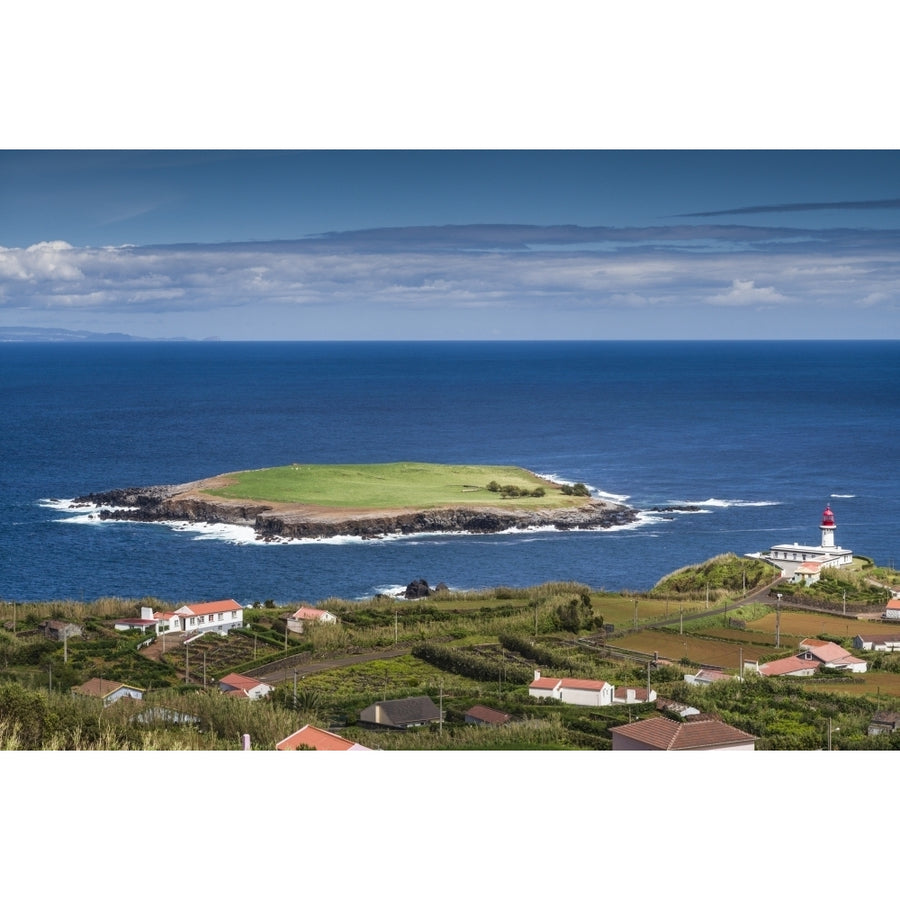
[{"xmin": 204, "ymin": 462, "xmax": 587, "ymax": 509}]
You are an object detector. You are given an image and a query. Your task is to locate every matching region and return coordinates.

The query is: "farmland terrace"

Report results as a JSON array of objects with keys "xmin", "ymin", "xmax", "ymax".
[{"xmin": 72, "ymin": 462, "xmax": 638, "ymax": 540}]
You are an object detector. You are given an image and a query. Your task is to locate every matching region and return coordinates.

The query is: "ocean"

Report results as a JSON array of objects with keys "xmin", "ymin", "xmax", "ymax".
[{"xmin": 1, "ymin": 340, "xmax": 897, "ymax": 605}]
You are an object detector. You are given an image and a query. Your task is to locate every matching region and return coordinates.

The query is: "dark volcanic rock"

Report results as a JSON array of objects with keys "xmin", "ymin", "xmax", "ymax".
[
  {"xmin": 404, "ymin": 579, "xmax": 432, "ymax": 599},
  {"xmin": 74, "ymin": 481, "xmax": 639, "ymax": 540}
]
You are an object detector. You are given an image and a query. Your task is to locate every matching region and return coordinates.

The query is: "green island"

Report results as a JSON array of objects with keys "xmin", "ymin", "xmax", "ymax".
[
  {"xmin": 78, "ymin": 462, "xmax": 637, "ymax": 539},
  {"xmin": 3, "ymin": 555, "xmax": 900, "ymax": 751}
]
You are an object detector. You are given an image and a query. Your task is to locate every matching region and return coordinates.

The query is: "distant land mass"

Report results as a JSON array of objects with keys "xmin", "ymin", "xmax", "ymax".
[
  {"xmin": 0, "ymin": 326, "xmax": 212, "ymax": 342},
  {"xmin": 72, "ymin": 462, "xmax": 640, "ymax": 540}
]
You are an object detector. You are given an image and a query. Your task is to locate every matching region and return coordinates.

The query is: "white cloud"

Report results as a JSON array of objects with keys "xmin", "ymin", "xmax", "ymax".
[{"xmin": 706, "ymin": 279, "xmax": 791, "ymax": 307}]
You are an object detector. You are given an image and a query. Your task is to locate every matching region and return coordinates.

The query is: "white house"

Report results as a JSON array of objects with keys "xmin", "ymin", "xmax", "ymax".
[
  {"xmin": 218, "ymin": 672, "xmax": 273, "ymax": 700},
  {"xmin": 756, "ymin": 638, "xmax": 867, "ymax": 677},
  {"xmin": 173, "ymin": 599, "xmax": 244, "ymax": 635},
  {"xmin": 286, "ymin": 606, "xmax": 339, "ymax": 634},
  {"xmin": 853, "ymin": 633, "xmax": 900, "ymax": 652},
  {"xmin": 798, "ymin": 638, "xmax": 867, "ymax": 672},
  {"xmin": 528, "ymin": 670, "xmax": 614, "ymax": 707},
  {"xmin": 115, "ymin": 600, "xmax": 243, "ymax": 636},
  {"xmin": 884, "ymin": 598, "xmax": 900, "ymax": 621}
]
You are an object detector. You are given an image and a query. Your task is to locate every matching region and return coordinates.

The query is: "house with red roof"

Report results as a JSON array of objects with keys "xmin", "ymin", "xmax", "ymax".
[
  {"xmin": 464, "ymin": 705, "xmax": 512, "ymax": 726},
  {"xmin": 285, "ymin": 605, "xmax": 339, "ymax": 634},
  {"xmin": 114, "ymin": 600, "xmax": 243, "ymax": 636},
  {"xmin": 755, "ymin": 638, "xmax": 867, "ymax": 677},
  {"xmin": 218, "ymin": 672, "xmax": 273, "ymax": 700},
  {"xmin": 276, "ymin": 724, "xmax": 372, "ymax": 751},
  {"xmin": 610, "ymin": 715, "xmax": 757, "ymax": 751},
  {"xmin": 528, "ymin": 670, "xmax": 614, "ymax": 706},
  {"xmin": 173, "ymin": 599, "xmax": 244, "ymax": 635}
]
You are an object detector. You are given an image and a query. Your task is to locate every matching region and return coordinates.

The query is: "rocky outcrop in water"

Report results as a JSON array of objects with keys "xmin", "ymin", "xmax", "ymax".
[{"xmin": 74, "ymin": 482, "xmax": 639, "ymax": 540}]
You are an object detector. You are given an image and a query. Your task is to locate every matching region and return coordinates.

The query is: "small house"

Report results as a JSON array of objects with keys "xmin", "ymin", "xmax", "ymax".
[
  {"xmin": 359, "ymin": 696, "xmax": 442, "ymax": 729},
  {"xmin": 40, "ymin": 620, "xmax": 83, "ymax": 642},
  {"xmin": 853, "ymin": 633, "xmax": 900, "ymax": 652},
  {"xmin": 218, "ymin": 672, "xmax": 273, "ymax": 700},
  {"xmin": 286, "ymin": 606, "xmax": 339, "ymax": 634},
  {"xmin": 528, "ymin": 671, "xmax": 614, "ymax": 707},
  {"xmin": 610, "ymin": 715, "xmax": 757, "ymax": 751},
  {"xmin": 684, "ymin": 668, "xmax": 732, "ymax": 686},
  {"xmin": 867, "ymin": 711, "xmax": 900, "ymax": 736},
  {"xmin": 883, "ymin": 598, "xmax": 900, "ymax": 621},
  {"xmin": 613, "ymin": 686, "xmax": 657, "ymax": 705},
  {"xmin": 464, "ymin": 705, "xmax": 512, "ymax": 726},
  {"xmin": 71, "ymin": 678, "xmax": 145, "ymax": 706}
]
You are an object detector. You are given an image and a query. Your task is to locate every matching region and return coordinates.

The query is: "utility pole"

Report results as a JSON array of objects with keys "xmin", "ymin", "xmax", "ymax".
[
  {"xmin": 633, "ymin": 599, "xmax": 638, "ymax": 629},
  {"xmin": 394, "ymin": 609, "xmax": 398, "ymax": 645},
  {"xmin": 293, "ymin": 670, "xmax": 298, "ymax": 708},
  {"xmin": 203, "ymin": 651, "xmax": 207, "ymax": 688},
  {"xmin": 775, "ymin": 593, "xmax": 782, "ymax": 649},
  {"xmin": 680, "ymin": 609, "xmax": 683, "ymax": 635},
  {"xmin": 439, "ymin": 680, "xmax": 443, "ymax": 735},
  {"xmin": 185, "ymin": 645, "xmax": 189, "ymax": 684}
]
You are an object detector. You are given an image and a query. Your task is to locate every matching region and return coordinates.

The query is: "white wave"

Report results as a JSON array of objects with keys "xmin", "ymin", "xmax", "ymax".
[
  {"xmin": 534, "ymin": 473, "xmax": 630, "ymax": 505},
  {"xmin": 678, "ymin": 498, "xmax": 781, "ymax": 508},
  {"xmin": 831, "ymin": 493, "xmax": 856, "ymax": 498}
]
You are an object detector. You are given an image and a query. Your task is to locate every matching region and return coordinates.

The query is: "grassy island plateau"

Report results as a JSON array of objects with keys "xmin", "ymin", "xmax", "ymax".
[{"xmin": 75, "ymin": 462, "xmax": 638, "ymax": 539}]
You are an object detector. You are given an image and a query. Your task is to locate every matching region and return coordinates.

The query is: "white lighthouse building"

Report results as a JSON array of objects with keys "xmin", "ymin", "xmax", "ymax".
[{"xmin": 747, "ymin": 503, "xmax": 854, "ymax": 579}]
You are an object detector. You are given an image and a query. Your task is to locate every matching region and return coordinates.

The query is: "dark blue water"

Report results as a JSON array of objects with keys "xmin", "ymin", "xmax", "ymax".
[{"xmin": 1, "ymin": 341, "xmax": 897, "ymax": 604}]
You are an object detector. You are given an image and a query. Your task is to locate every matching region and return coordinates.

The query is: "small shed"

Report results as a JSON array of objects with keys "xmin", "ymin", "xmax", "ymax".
[{"xmin": 464, "ymin": 705, "xmax": 512, "ymax": 726}]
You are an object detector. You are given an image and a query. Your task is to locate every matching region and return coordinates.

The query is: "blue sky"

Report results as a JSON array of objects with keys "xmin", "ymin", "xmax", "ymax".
[{"xmin": 2, "ymin": 149, "xmax": 899, "ymax": 339}]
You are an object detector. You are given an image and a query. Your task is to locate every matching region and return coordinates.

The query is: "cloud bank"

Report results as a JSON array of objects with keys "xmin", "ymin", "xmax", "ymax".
[{"xmin": 1, "ymin": 223, "xmax": 898, "ymax": 337}]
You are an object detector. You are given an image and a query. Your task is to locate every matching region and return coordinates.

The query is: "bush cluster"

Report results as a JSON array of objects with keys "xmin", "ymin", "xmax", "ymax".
[{"xmin": 485, "ymin": 481, "xmax": 545, "ymax": 498}]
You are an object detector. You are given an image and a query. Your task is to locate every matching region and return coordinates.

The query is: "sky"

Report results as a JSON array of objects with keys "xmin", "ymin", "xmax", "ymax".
[
  {"xmin": 2, "ymin": 149, "xmax": 899, "ymax": 340},
  {"xmin": 2, "ymin": 5, "xmax": 898, "ymax": 341}
]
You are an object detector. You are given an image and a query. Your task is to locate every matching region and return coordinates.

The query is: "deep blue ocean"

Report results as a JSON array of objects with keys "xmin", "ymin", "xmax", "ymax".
[{"xmin": 1, "ymin": 341, "xmax": 897, "ymax": 605}]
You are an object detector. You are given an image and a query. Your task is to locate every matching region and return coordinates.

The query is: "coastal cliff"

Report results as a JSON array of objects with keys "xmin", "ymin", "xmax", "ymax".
[{"xmin": 73, "ymin": 483, "xmax": 638, "ymax": 539}]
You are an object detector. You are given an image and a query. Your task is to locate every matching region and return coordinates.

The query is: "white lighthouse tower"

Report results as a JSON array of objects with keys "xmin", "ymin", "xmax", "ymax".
[{"xmin": 820, "ymin": 503, "xmax": 836, "ymax": 548}]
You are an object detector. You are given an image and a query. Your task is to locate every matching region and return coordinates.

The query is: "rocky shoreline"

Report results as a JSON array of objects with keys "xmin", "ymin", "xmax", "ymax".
[{"xmin": 72, "ymin": 482, "xmax": 639, "ymax": 540}]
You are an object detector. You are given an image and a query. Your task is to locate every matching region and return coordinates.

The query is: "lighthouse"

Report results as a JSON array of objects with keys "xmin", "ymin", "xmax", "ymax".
[
  {"xmin": 748, "ymin": 502, "xmax": 853, "ymax": 577},
  {"xmin": 820, "ymin": 504, "xmax": 836, "ymax": 548}
]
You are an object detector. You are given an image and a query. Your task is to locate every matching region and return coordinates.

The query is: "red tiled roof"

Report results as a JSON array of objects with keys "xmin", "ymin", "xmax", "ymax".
[
  {"xmin": 290, "ymin": 607, "xmax": 334, "ymax": 620},
  {"xmin": 559, "ymin": 677, "xmax": 608, "ymax": 691},
  {"xmin": 799, "ymin": 639, "xmax": 855, "ymax": 663},
  {"xmin": 219, "ymin": 673, "xmax": 270, "ymax": 693},
  {"xmin": 614, "ymin": 686, "xmax": 652, "ymax": 701},
  {"xmin": 759, "ymin": 656, "xmax": 820, "ymax": 676},
  {"xmin": 611, "ymin": 716, "xmax": 756, "ymax": 750},
  {"xmin": 276, "ymin": 724, "xmax": 370, "ymax": 751},
  {"xmin": 886, "ymin": 598, "xmax": 900, "ymax": 610},
  {"xmin": 530, "ymin": 677, "xmax": 561, "ymax": 690},
  {"xmin": 178, "ymin": 599, "xmax": 242, "ymax": 616},
  {"xmin": 465, "ymin": 705, "xmax": 512, "ymax": 725},
  {"xmin": 71, "ymin": 678, "xmax": 141, "ymax": 698}
]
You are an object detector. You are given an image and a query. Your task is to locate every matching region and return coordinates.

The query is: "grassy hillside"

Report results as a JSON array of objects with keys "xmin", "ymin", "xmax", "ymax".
[{"xmin": 203, "ymin": 462, "xmax": 587, "ymax": 509}]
